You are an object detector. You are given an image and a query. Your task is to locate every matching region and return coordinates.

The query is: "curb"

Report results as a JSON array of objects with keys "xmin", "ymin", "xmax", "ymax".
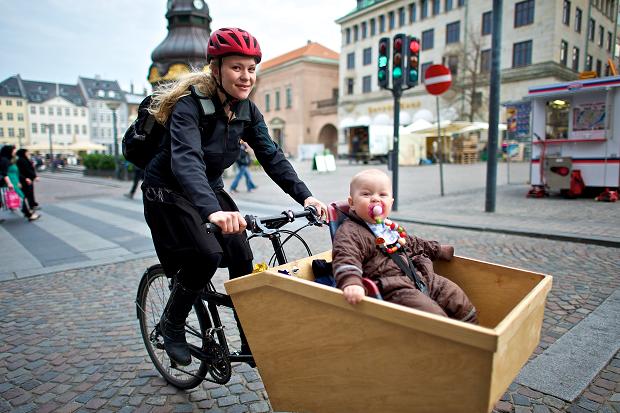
[{"xmin": 394, "ymin": 216, "xmax": 620, "ymax": 249}]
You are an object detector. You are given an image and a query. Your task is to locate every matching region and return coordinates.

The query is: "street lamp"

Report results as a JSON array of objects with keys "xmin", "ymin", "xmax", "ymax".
[
  {"xmin": 43, "ymin": 123, "xmax": 55, "ymax": 171},
  {"xmin": 106, "ymin": 101, "xmax": 121, "ymax": 180}
]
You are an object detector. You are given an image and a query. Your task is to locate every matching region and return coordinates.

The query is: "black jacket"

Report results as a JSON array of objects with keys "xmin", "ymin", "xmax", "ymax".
[
  {"xmin": 0, "ymin": 157, "xmax": 9, "ymax": 187},
  {"xmin": 144, "ymin": 94, "xmax": 312, "ymax": 222},
  {"xmin": 16, "ymin": 156, "xmax": 37, "ymax": 183}
]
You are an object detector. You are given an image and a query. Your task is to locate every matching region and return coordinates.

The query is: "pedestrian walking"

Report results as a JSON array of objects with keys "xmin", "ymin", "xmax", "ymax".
[
  {"xmin": 230, "ymin": 142, "xmax": 257, "ymax": 193},
  {"xmin": 16, "ymin": 149, "xmax": 40, "ymax": 210},
  {"xmin": 141, "ymin": 27, "xmax": 327, "ymax": 367},
  {"xmin": 0, "ymin": 145, "xmax": 40, "ymax": 221},
  {"xmin": 125, "ymin": 165, "xmax": 144, "ymax": 199}
]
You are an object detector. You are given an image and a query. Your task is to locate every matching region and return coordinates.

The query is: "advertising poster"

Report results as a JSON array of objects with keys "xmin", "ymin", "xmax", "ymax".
[{"xmin": 573, "ymin": 102, "xmax": 606, "ymax": 131}]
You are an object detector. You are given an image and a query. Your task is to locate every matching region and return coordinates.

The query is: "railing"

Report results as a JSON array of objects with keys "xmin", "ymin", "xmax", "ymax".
[{"xmin": 315, "ymin": 97, "xmax": 338, "ymax": 109}]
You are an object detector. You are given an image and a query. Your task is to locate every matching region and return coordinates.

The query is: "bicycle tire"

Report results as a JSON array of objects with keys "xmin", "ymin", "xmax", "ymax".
[{"xmin": 136, "ymin": 265, "xmax": 209, "ymax": 389}]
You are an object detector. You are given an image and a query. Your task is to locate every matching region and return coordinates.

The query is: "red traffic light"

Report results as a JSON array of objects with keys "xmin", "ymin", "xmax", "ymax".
[
  {"xmin": 409, "ymin": 40, "xmax": 420, "ymax": 53},
  {"xmin": 379, "ymin": 42, "xmax": 387, "ymax": 54},
  {"xmin": 394, "ymin": 38, "xmax": 403, "ymax": 50}
]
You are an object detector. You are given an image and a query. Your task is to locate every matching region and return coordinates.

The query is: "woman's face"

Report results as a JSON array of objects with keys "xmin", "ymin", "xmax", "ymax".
[{"xmin": 215, "ymin": 56, "xmax": 257, "ymax": 101}]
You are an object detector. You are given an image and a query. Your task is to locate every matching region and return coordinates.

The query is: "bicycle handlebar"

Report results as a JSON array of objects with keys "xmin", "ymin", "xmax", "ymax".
[{"xmin": 204, "ymin": 206, "xmax": 322, "ymax": 235}]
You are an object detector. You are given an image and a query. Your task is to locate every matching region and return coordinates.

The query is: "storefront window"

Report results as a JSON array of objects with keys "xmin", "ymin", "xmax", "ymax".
[{"xmin": 545, "ymin": 99, "xmax": 569, "ymax": 139}]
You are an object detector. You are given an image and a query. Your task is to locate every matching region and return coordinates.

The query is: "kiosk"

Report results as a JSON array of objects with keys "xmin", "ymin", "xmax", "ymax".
[{"xmin": 526, "ymin": 76, "xmax": 620, "ymax": 199}]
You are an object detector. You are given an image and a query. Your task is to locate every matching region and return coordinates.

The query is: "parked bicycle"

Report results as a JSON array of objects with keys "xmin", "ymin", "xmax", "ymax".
[{"xmin": 135, "ymin": 206, "xmax": 324, "ymax": 389}]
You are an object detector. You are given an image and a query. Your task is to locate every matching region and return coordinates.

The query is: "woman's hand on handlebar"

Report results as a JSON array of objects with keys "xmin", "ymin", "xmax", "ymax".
[
  {"xmin": 303, "ymin": 196, "xmax": 328, "ymax": 222},
  {"xmin": 208, "ymin": 211, "xmax": 247, "ymax": 234}
]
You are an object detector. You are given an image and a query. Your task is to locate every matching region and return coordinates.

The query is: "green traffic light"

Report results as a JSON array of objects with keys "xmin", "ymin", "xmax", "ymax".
[
  {"xmin": 378, "ymin": 56, "xmax": 388, "ymax": 68},
  {"xmin": 392, "ymin": 67, "xmax": 402, "ymax": 78},
  {"xmin": 409, "ymin": 69, "xmax": 418, "ymax": 80},
  {"xmin": 378, "ymin": 70, "xmax": 386, "ymax": 80}
]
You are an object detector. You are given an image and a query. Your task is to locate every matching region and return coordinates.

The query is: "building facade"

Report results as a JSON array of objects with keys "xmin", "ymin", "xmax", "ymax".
[
  {"xmin": 336, "ymin": 0, "xmax": 619, "ymax": 152},
  {"xmin": 0, "ymin": 76, "xmax": 29, "ymax": 147},
  {"xmin": 78, "ymin": 77, "xmax": 127, "ymax": 154},
  {"xmin": 254, "ymin": 42, "xmax": 340, "ymax": 157}
]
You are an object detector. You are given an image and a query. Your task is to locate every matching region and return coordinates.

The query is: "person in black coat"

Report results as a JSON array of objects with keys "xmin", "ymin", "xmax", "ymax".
[
  {"xmin": 142, "ymin": 28, "xmax": 327, "ymax": 367},
  {"xmin": 16, "ymin": 149, "xmax": 39, "ymax": 210}
]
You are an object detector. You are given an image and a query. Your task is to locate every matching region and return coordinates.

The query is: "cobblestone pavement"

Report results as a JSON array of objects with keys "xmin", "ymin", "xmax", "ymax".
[{"xmin": 1, "ymin": 221, "xmax": 619, "ymax": 412}]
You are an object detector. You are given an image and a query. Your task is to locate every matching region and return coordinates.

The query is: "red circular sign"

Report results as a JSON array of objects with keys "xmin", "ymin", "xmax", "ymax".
[{"xmin": 424, "ymin": 64, "xmax": 452, "ymax": 95}]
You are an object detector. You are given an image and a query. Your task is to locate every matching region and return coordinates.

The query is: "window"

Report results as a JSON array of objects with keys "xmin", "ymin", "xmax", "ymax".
[
  {"xmin": 572, "ymin": 47, "xmax": 580, "ymax": 71},
  {"xmin": 0, "ymin": 113, "xmax": 2, "ymax": 120},
  {"xmin": 66, "ymin": 124, "xmax": 70, "ymax": 134},
  {"xmin": 379, "ymin": 15, "xmax": 386, "ymax": 33},
  {"xmin": 388, "ymin": 11, "xmax": 395, "ymax": 30},
  {"xmin": 361, "ymin": 22, "xmax": 367, "ymax": 39},
  {"xmin": 65, "ymin": 107, "xmax": 70, "ymax": 116},
  {"xmin": 7, "ymin": 113, "xmax": 13, "ymax": 121},
  {"xmin": 562, "ymin": 0, "xmax": 571, "ymax": 25},
  {"xmin": 445, "ymin": 0, "xmax": 453, "ymax": 11},
  {"xmin": 275, "ymin": 91, "xmax": 280, "ymax": 110},
  {"xmin": 58, "ymin": 124, "xmax": 63, "ymax": 134},
  {"xmin": 18, "ymin": 128, "xmax": 24, "ymax": 137},
  {"xmin": 347, "ymin": 52, "xmax": 355, "ymax": 69},
  {"xmin": 588, "ymin": 18, "xmax": 595, "ymax": 41},
  {"xmin": 16, "ymin": 101, "xmax": 22, "ymax": 107},
  {"xmin": 409, "ymin": 3, "xmax": 417, "ymax": 23},
  {"xmin": 560, "ymin": 40, "xmax": 568, "ymax": 65},
  {"xmin": 586, "ymin": 54, "xmax": 593, "ymax": 71},
  {"xmin": 81, "ymin": 109, "xmax": 85, "ymax": 116},
  {"xmin": 370, "ymin": 18, "xmax": 376, "ymax": 35},
  {"xmin": 345, "ymin": 28, "xmax": 351, "ymax": 44},
  {"xmin": 74, "ymin": 125, "xmax": 79, "ymax": 134},
  {"xmin": 421, "ymin": 0, "xmax": 428, "ymax": 19},
  {"xmin": 56, "ymin": 107, "xmax": 61, "ymax": 115},
  {"xmin": 421, "ymin": 62, "xmax": 433, "ymax": 81},
  {"xmin": 17, "ymin": 113, "xmax": 24, "ymax": 121},
  {"xmin": 0, "ymin": 128, "xmax": 3, "ymax": 137},
  {"xmin": 266, "ymin": 93, "xmax": 271, "ymax": 112},
  {"xmin": 362, "ymin": 75, "xmax": 372, "ymax": 93},
  {"xmin": 286, "ymin": 88, "xmax": 292, "ymax": 108},
  {"xmin": 514, "ymin": 0, "xmax": 535, "ymax": 27},
  {"xmin": 422, "ymin": 29, "xmax": 434, "ymax": 50},
  {"xmin": 39, "ymin": 107, "xmax": 44, "ymax": 114},
  {"xmin": 48, "ymin": 107, "xmax": 53, "ymax": 115},
  {"xmin": 432, "ymin": 0, "xmax": 440, "ymax": 15},
  {"xmin": 346, "ymin": 78, "xmax": 354, "ymax": 95},
  {"xmin": 6, "ymin": 100, "xmax": 12, "ymax": 106},
  {"xmin": 446, "ymin": 55, "xmax": 459, "ymax": 75},
  {"xmin": 458, "ymin": 0, "xmax": 465, "ymax": 5},
  {"xmin": 30, "ymin": 106, "xmax": 36, "ymax": 114},
  {"xmin": 598, "ymin": 26, "xmax": 604, "ymax": 47},
  {"xmin": 354, "ymin": 25, "xmax": 359, "ymax": 42},
  {"xmin": 8, "ymin": 128, "xmax": 14, "ymax": 137},
  {"xmin": 513, "ymin": 40, "xmax": 533, "ymax": 67},
  {"xmin": 480, "ymin": 49, "xmax": 491, "ymax": 73},
  {"xmin": 399, "ymin": 7, "xmax": 405, "ymax": 26},
  {"xmin": 32, "ymin": 123, "xmax": 37, "ymax": 134},
  {"xmin": 482, "ymin": 11, "xmax": 492, "ymax": 35},
  {"xmin": 596, "ymin": 59, "xmax": 602, "ymax": 76},
  {"xmin": 73, "ymin": 108, "xmax": 78, "ymax": 116},
  {"xmin": 446, "ymin": 21, "xmax": 460, "ymax": 44},
  {"xmin": 575, "ymin": 7, "xmax": 582, "ymax": 32},
  {"xmin": 363, "ymin": 47, "xmax": 372, "ymax": 65},
  {"xmin": 82, "ymin": 125, "xmax": 87, "ymax": 135},
  {"xmin": 607, "ymin": 32, "xmax": 613, "ymax": 52}
]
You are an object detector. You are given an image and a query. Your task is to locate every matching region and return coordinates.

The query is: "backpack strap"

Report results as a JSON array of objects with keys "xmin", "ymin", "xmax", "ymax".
[{"xmin": 190, "ymin": 85, "xmax": 216, "ymax": 116}]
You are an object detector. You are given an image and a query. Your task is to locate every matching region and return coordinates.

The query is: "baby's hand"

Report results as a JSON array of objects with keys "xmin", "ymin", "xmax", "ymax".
[{"xmin": 343, "ymin": 285, "xmax": 365, "ymax": 305}]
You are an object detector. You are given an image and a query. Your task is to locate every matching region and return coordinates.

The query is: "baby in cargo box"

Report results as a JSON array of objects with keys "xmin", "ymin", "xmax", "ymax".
[{"xmin": 331, "ymin": 169, "xmax": 478, "ymax": 324}]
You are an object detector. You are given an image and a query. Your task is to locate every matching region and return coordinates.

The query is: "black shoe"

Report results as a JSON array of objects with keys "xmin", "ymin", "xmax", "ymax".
[{"xmin": 159, "ymin": 317, "xmax": 192, "ymax": 366}]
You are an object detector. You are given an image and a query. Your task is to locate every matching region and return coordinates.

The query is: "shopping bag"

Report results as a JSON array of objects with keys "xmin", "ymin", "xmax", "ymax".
[{"xmin": 4, "ymin": 188, "xmax": 21, "ymax": 210}]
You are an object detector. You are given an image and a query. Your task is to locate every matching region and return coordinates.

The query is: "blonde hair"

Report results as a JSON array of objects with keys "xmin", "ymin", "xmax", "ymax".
[
  {"xmin": 350, "ymin": 169, "xmax": 391, "ymax": 196},
  {"xmin": 148, "ymin": 65, "xmax": 219, "ymax": 124}
]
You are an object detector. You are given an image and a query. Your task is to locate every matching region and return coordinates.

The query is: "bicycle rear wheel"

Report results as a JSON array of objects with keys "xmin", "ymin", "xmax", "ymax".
[{"xmin": 136, "ymin": 264, "xmax": 209, "ymax": 389}]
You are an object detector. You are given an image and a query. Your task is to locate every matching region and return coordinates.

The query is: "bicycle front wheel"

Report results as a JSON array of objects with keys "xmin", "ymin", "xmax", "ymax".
[{"xmin": 136, "ymin": 264, "xmax": 209, "ymax": 389}]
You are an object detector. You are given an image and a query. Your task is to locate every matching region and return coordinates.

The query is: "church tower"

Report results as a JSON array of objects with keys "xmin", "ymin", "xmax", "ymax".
[{"xmin": 147, "ymin": 0, "xmax": 212, "ymax": 86}]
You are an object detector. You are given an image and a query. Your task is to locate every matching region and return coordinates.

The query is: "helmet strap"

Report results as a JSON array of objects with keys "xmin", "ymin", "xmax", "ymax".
[{"xmin": 215, "ymin": 59, "xmax": 240, "ymax": 109}]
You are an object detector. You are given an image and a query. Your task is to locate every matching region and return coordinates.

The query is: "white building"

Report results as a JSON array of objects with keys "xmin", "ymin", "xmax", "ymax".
[{"xmin": 336, "ymin": 0, "xmax": 619, "ymax": 153}]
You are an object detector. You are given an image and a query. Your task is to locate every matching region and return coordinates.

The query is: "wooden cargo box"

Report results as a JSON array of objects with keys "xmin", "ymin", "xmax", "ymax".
[{"xmin": 225, "ymin": 252, "xmax": 552, "ymax": 413}]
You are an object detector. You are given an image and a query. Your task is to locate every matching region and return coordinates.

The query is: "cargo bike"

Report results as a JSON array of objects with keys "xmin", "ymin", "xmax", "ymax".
[{"xmin": 136, "ymin": 203, "xmax": 552, "ymax": 413}]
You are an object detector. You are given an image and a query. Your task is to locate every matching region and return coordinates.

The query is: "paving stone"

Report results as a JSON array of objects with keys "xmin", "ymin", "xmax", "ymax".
[
  {"xmin": 513, "ymin": 394, "xmax": 532, "ymax": 407},
  {"xmin": 84, "ymin": 398, "xmax": 107, "ymax": 410},
  {"xmin": 9, "ymin": 392, "xmax": 33, "ymax": 406},
  {"xmin": 73, "ymin": 391, "xmax": 96, "ymax": 404},
  {"xmin": 145, "ymin": 396, "xmax": 167, "ymax": 406},
  {"xmin": 494, "ymin": 400, "xmax": 512, "ymax": 412},
  {"xmin": 54, "ymin": 391, "xmax": 78, "ymax": 404},
  {"xmin": 249, "ymin": 401, "xmax": 270, "ymax": 413},
  {"xmin": 210, "ymin": 386, "xmax": 230, "ymax": 398},
  {"xmin": 542, "ymin": 395, "xmax": 565, "ymax": 409},
  {"xmin": 611, "ymin": 394, "xmax": 620, "ymax": 402},
  {"xmin": 117, "ymin": 407, "xmax": 135, "ymax": 413},
  {"xmin": 515, "ymin": 407, "xmax": 532, "ymax": 413},
  {"xmin": 226, "ymin": 405, "xmax": 249, "ymax": 413},
  {"xmin": 518, "ymin": 387, "xmax": 544, "ymax": 399},
  {"xmin": 576, "ymin": 397, "xmax": 601, "ymax": 411},
  {"xmin": 197, "ymin": 399, "xmax": 216, "ymax": 409},
  {"xmin": 53, "ymin": 402, "xmax": 82, "ymax": 413},
  {"xmin": 239, "ymin": 392, "xmax": 260, "ymax": 403},
  {"xmin": 217, "ymin": 396, "xmax": 239, "ymax": 407},
  {"xmin": 532, "ymin": 405, "xmax": 551, "ymax": 413}
]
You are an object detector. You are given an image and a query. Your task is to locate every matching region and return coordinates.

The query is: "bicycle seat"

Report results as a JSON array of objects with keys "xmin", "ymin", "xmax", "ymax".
[{"xmin": 327, "ymin": 200, "xmax": 350, "ymax": 240}]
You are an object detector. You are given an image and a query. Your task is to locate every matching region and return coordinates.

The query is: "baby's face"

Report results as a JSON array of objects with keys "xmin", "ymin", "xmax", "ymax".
[{"xmin": 348, "ymin": 173, "xmax": 394, "ymax": 223}]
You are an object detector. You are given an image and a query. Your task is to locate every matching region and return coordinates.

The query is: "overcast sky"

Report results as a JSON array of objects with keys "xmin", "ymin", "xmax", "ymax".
[{"xmin": 0, "ymin": 0, "xmax": 354, "ymax": 93}]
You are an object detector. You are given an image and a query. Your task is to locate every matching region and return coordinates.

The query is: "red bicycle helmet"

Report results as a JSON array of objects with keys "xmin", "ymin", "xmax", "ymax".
[{"xmin": 207, "ymin": 28, "xmax": 262, "ymax": 63}]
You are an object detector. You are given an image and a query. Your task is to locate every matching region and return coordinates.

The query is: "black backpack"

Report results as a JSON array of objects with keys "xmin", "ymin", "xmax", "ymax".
[{"xmin": 122, "ymin": 86, "xmax": 216, "ymax": 169}]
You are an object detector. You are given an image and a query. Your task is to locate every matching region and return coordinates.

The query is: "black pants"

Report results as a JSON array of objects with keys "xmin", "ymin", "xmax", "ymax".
[
  {"xmin": 143, "ymin": 187, "xmax": 253, "ymax": 290},
  {"xmin": 129, "ymin": 169, "xmax": 144, "ymax": 196},
  {"xmin": 21, "ymin": 182, "xmax": 37, "ymax": 208}
]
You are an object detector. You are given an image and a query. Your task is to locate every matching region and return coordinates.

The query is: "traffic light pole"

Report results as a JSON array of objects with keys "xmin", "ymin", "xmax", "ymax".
[{"xmin": 392, "ymin": 86, "xmax": 402, "ymax": 211}]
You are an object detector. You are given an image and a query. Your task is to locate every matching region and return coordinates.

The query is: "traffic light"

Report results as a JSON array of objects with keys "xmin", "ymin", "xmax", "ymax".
[
  {"xmin": 392, "ymin": 33, "xmax": 406, "ymax": 89},
  {"xmin": 406, "ymin": 36, "xmax": 420, "ymax": 87},
  {"xmin": 377, "ymin": 37, "xmax": 390, "ymax": 89}
]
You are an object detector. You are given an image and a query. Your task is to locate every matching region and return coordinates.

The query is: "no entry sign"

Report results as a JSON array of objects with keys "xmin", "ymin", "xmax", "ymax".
[{"xmin": 424, "ymin": 64, "xmax": 452, "ymax": 95}]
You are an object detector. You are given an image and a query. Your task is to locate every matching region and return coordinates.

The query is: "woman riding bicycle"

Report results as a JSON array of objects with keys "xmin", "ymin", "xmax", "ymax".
[{"xmin": 142, "ymin": 27, "xmax": 327, "ymax": 367}]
